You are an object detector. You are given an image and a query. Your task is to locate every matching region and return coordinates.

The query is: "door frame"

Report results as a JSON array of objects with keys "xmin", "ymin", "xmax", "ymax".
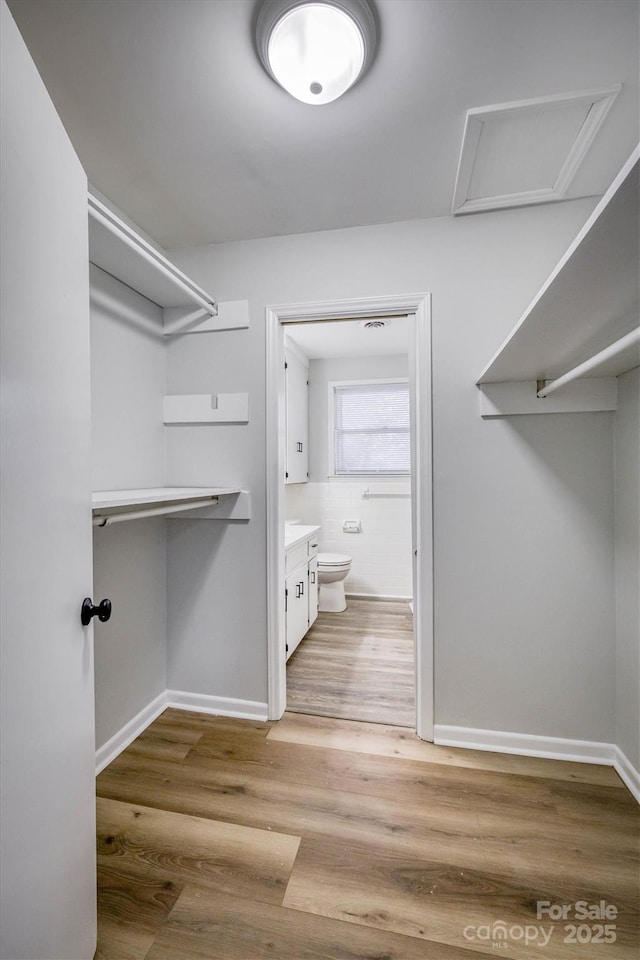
[{"xmin": 265, "ymin": 293, "xmax": 433, "ymax": 739}]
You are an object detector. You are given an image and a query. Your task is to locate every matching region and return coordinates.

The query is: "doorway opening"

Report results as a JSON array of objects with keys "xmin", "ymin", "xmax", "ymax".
[{"xmin": 266, "ymin": 294, "xmax": 433, "ymax": 740}]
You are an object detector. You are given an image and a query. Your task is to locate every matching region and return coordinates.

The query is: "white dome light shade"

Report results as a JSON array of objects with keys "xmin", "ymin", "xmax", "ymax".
[
  {"xmin": 269, "ymin": 4, "xmax": 364, "ymax": 104},
  {"xmin": 257, "ymin": 0, "xmax": 376, "ymax": 105}
]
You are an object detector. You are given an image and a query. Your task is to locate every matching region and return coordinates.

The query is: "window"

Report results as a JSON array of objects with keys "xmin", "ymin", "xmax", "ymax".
[{"xmin": 331, "ymin": 379, "xmax": 410, "ymax": 476}]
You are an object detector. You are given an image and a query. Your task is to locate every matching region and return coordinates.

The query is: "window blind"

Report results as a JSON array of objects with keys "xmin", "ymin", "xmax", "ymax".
[{"xmin": 333, "ymin": 381, "xmax": 410, "ymax": 475}]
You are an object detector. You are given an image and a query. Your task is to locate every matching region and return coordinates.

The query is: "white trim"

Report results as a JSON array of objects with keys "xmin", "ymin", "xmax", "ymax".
[
  {"xmin": 434, "ymin": 724, "xmax": 614, "ymax": 765},
  {"xmin": 346, "ymin": 592, "xmax": 412, "ymax": 602},
  {"xmin": 266, "ymin": 294, "xmax": 433, "ymax": 740},
  {"xmin": 613, "ymin": 746, "xmax": 640, "ymax": 804},
  {"xmin": 94, "ymin": 697, "xmax": 639, "ymax": 804},
  {"xmin": 284, "ymin": 336, "xmax": 309, "ymax": 369},
  {"xmin": 95, "ymin": 691, "xmax": 269, "ymax": 774},
  {"xmin": 166, "ymin": 690, "xmax": 269, "ymax": 721},
  {"xmin": 452, "ymin": 86, "xmax": 621, "ymax": 215},
  {"xmin": 95, "ymin": 691, "xmax": 168, "ymax": 774}
]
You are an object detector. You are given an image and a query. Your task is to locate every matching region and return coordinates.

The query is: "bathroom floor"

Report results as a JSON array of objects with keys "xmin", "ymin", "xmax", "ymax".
[{"xmin": 286, "ymin": 597, "xmax": 415, "ymax": 727}]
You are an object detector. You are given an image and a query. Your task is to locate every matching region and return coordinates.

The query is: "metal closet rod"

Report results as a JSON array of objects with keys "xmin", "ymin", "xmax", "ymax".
[
  {"xmin": 537, "ymin": 327, "xmax": 640, "ymax": 398},
  {"xmin": 93, "ymin": 497, "xmax": 219, "ymax": 527},
  {"xmin": 88, "ymin": 201, "xmax": 217, "ymax": 318}
]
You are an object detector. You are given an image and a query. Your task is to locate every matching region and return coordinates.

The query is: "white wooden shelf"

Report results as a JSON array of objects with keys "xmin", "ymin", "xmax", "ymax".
[
  {"xmin": 92, "ymin": 487, "xmax": 249, "ymax": 525},
  {"xmin": 477, "ymin": 146, "xmax": 640, "ymax": 394},
  {"xmin": 88, "ymin": 193, "xmax": 217, "ymax": 316},
  {"xmin": 88, "ymin": 192, "xmax": 250, "ymax": 334}
]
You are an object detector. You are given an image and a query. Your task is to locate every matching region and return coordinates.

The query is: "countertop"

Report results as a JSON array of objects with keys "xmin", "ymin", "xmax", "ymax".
[{"xmin": 285, "ymin": 523, "xmax": 321, "ymax": 552}]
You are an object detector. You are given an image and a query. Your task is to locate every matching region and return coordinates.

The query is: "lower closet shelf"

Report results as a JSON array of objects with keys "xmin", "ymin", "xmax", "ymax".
[{"xmin": 92, "ymin": 487, "xmax": 250, "ymax": 525}]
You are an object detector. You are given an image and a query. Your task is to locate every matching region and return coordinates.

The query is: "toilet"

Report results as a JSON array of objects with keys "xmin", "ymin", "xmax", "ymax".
[{"xmin": 317, "ymin": 553, "xmax": 352, "ymax": 612}]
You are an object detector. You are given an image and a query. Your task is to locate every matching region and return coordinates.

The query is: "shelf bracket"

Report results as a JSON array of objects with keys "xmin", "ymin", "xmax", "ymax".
[
  {"xmin": 479, "ymin": 378, "xmax": 617, "ymax": 418},
  {"xmin": 163, "ymin": 392, "xmax": 249, "ymax": 424}
]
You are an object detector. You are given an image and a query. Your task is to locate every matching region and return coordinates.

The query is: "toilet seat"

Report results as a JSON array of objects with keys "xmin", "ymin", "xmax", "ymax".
[{"xmin": 318, "ymin": 552, "xmax": 351, "ymax": 567}]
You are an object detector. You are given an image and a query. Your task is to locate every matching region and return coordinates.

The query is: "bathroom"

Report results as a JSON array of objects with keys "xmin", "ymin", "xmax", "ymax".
[{"xmin": 282, "ymin": 317, "xmax": 415, "ymax": 727}]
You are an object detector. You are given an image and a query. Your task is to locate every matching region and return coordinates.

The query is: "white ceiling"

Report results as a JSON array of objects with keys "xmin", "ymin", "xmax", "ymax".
[
  {"xmin": 286, "ymin": 316, "xmax": 410, "ymax": 359},
  {"xmin": 7, "ymin": 0, "xmax": 639, "ymax": 249}
]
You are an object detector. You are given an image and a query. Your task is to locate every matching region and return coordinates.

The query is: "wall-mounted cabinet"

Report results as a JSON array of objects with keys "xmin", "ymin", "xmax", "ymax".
[
  {"xmin": 477, "ymin": 147, "xmax": 639, "ymax": 417},
  {"xmin": 285, "ymin": 348, "xmax": 309, "ymax": 483}
]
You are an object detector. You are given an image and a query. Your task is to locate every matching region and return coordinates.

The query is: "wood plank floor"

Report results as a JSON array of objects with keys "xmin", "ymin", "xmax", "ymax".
[
  {"xmin": 95, "ymin": 709, "xmax": 639, "ymax": 959},
  {"xmin": 286, "ymin": 597, "xmax": 415, "ymax": 726}
]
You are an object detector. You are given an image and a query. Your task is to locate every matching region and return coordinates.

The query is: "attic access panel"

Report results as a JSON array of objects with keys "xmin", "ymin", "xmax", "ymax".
[{"xmin": 452, "ymin": 86, "xmax": 621, "ymax": 215}]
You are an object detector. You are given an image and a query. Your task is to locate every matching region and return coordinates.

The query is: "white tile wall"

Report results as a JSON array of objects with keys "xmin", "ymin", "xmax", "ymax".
[{"xmin": 285, "ymin": 481, "xmax": 413, "ymax": 598}]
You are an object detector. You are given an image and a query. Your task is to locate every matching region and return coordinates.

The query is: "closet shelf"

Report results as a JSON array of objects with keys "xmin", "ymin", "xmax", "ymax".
[
  {"xmin": 92, "ymin": 487, "xmax": 244, "ymax": 526},
  {"xmin": 88, "ymin": 192, "xmax": 217, "ymax": 316},
  {"xmin": 477, "ymin": 146, "xmax": 640, "ymax": 389}
]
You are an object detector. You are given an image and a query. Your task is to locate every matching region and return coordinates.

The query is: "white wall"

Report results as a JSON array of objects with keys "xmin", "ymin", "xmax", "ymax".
[
  {"xmin": 90, "ymin": 265, "xmax": 168, "ymax": 750},
  {"xmin": 614, "ymin": 367, "xmax": 640, "ymax": 773},
  {"xmin": 286, "ymin": 353, "xmax": 413, "ymax": 598},
  {"xmin": 164, "ymin": 324, "xmax": 264, "ymax": 703},
  {"xmin": 166, "ymin": 196, "xmax": 620, "ymax": 743}
]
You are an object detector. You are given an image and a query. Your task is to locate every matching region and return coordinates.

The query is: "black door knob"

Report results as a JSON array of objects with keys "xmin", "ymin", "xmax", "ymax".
[{"xmin": 81, "ymin": 597, "xmax": 112, "ymax": 626}]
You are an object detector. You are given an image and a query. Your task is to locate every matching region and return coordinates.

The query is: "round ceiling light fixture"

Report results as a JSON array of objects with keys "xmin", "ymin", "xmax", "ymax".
[{"xmin": 256, "ymin": 0, "xmax": 377, "ymax": 105}]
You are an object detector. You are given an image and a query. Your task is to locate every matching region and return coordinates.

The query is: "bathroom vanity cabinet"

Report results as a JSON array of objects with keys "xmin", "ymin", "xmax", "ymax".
[{"xmin": 285, "ymin": 525, "xmax": 320, "ymax": 659}]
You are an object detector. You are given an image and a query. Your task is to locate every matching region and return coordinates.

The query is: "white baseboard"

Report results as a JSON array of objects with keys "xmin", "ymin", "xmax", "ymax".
[
  {"xmin": 346, "ymin": 592, "xmax": 412, "ymax": 602},
  {"xmin": 95, "ymin": 690, "xmax": 268, "ymax": 774},
  {"xmin": 434, "ymin": 724, "xmax": 615, "ymax": 766},
  {"xmin": 613, "ymin": 746, "xmax": 640, "ymax": 804},
  {"xmin": 435, "ymin": 727, "xmax": 640, "ymax": 801},
  {"xmin": 96, "ymin": 701, "xmax": 639, "ymax": 804},
  {"xmin": 166, "ymin": 689, "xmax": 269, "ymax": 721},
  {"xmin": 95, "ymin": 690, "xmax": 168, "ymax": 774}
]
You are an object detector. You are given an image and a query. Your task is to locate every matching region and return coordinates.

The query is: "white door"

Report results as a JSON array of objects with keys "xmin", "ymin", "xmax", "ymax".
[
  {"xmin": 0, "ymin": 4, "xmax": 97, "ymax": 958},
  {"xmin": 285, "ymin": 565, "xmax": 309, "ymax": 660}
]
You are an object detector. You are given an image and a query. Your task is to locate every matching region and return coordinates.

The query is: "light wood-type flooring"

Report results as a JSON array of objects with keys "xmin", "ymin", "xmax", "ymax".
[
  {"xmin": 286, "ymin": 597, "xmax": 415, "ymax": 726},
  {"xmin": 95, "ymin": 709, "xmax": 639, "ymax": 960}
]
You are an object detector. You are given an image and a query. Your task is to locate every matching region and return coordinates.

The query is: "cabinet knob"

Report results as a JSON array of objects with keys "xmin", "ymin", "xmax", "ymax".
[{"xmin": 81, "ymin": 597, "xmax": 112, "ymax": 626}]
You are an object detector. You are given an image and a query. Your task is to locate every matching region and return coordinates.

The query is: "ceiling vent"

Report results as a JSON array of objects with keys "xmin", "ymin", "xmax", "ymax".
[
  {"xmin": 360, "ymin": 319, "xmax": 390, "ymax": 329},
  {"xmin": 452, "ymin": 85, "xmax": 621, "ymax": 215}
]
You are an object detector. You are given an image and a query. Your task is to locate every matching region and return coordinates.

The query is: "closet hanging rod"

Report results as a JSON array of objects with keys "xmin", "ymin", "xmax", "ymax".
[
  {"xmin": 88, "ymin": 198, "xmax": 217, "ymax": 317},
  {"xmin": 93, "ymin": 497, "xmax": 219, "ymax": 527},
  {"xmin": 536, "ymin": 328, "xmax": 640, "ymax": 398}
]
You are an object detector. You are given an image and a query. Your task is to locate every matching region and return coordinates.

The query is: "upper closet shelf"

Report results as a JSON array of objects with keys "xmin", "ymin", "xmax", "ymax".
[
  {"xmin": 92, "ymin": 487, "xmax": 249, "ymax": 526},
  {"xmin": 88, "ymin": 193, "xmax": 251, "ymax": 334},
  {"xmin": 477, "ymin": 146, "xmax": 640, "ymax": 393},
  {"xmin": 88, "ymin": 194, "xmax": 216, "ymax": 312}
]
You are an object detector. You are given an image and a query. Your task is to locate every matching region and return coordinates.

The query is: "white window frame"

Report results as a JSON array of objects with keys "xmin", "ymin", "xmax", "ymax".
[{"xmin": 328, "ymin": 378, "xmax": 411, "ymax": 478}]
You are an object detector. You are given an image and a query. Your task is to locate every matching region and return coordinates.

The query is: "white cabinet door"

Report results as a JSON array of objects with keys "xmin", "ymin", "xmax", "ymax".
[
  {"xmin": 308, "ymin": 556, "xmax": 319, "ymax": 629},
  {"xmin": 285, "ymin": 564, "xmax": 309, "ymax": 660},
  {"xmin": 0, "ymin": 5, "xmax": 96, "ymax": 958},
  {"xmin": 285, "ymin": 351, "xmax": 309, "ymax": 483}
]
